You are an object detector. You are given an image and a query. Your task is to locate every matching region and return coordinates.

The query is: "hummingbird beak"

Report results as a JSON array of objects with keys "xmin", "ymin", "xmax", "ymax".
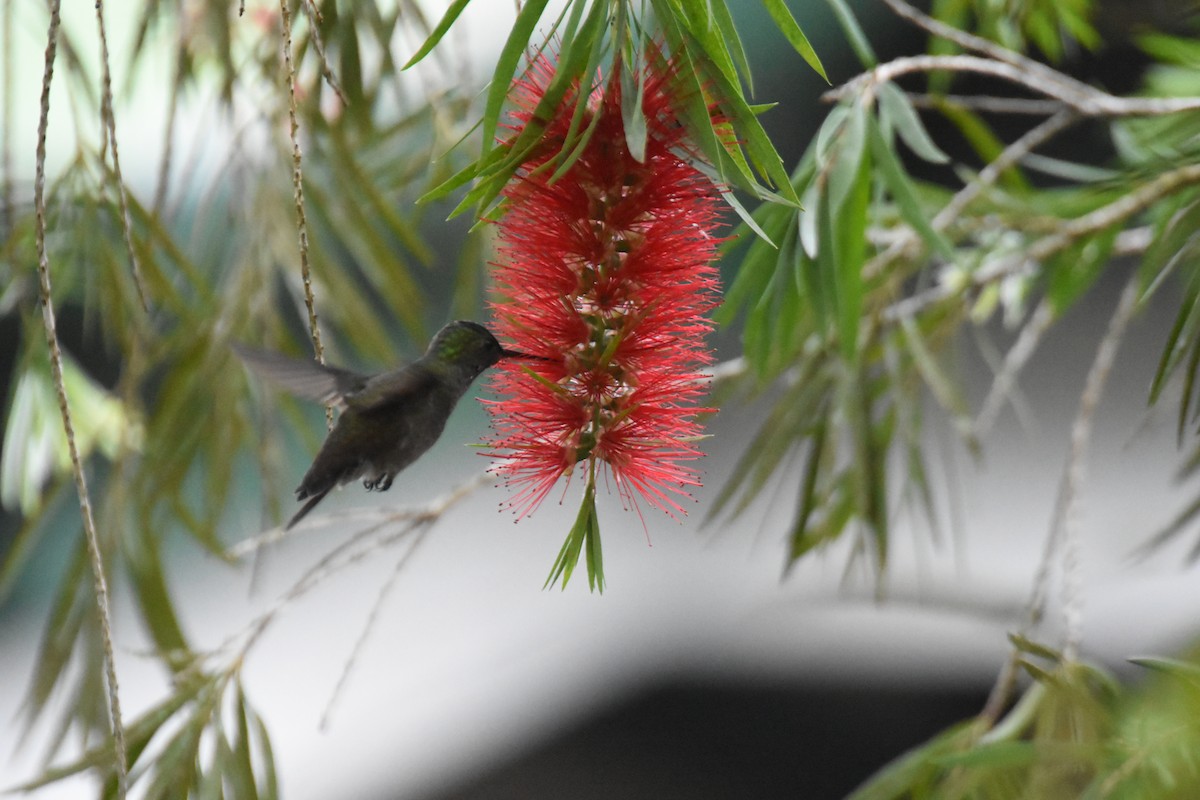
[{"xmin": 501, "ymin": 348, "xmax": 550, "ymax": 361}]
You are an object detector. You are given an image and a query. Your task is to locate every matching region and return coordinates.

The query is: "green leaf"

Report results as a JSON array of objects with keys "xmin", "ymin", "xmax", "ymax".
[
  {"xmin": 827, "ymin": 103, "xmax": 867, "ymax": 216},
  {"xmin": 719, "ymin": 205, "xmax": 790, "ymax": 326},
  {"xmin": 338, "ymin": 13, "xmax": 366, "ymax": 111},
  {"xmin": 620, "ymin": 60, "xmax": 648, "ymax": 163},
  {"xmin": 761, "ymin": 0, "xmax": 828, "ymax": 81},
  {"xmin": 897, "ymin": 316, "xmax": 976, "ymax": 442},
  {"xmin": 932, "ymin": 740, "xmax": 1039, "ymax": 769},
  {"xmin": 23, "ymin": 542, "xmax": 90, "ymax": 724},
  {"xmin": 846, "ymin": 722, "xmax": 979, "ymax": 800},
  {"xmin": 480, "ymin": 0, "xmax": 554, "ymax": 157},
  {"xmin": 253, "ymin": 712, "xmax": 280, "ymax": 800},
  {"xmin": 1150, "ymin": 261, "xmax": 1200, "ymax": 414},
  {"xmin": 1130, "ymin": 656, "xmax": 1200, "ymax": 686},
  {"xmin": 124, "ymin": 525, "xmax": 192, "ymax": 668},
  {"xmin": 657, "ymin": 3, "xmax": 798, "ymax": 201},
  {"xmin": 545, "ymin": 477, "xmax": 604, "ymax": 592},
  {"xmin": 822, "ymin": 0, "xmax": 877, "ymax": 68},
  {"xmin": 834, "ymin": 158, "xmax": 868, "ymax": 362},
  {"xmin": 709, "ymin": 0, "xmax": 754, "ymax": 94},
  {"xmin": 721, "ymin": 188, "xmax": 777, "ymax": 247},
  {"xmin": 401, "ymin": 0, "xmax": 473, "ymax": 70},
  {"xmin": 868, "ymin": 115, "xmax": 955, "ymax": 260},
  {"xmin": 0, "ymin": 480, "xmax": 67, "ymax": 605},
  {"xmin": 877, "ymin": 82, "xmax": 949, "ymax": 165},
  {"xmin": 785, "ymin": 410, "xmax": 829, "ymax": 567},
  {"xmin": 228, "ymin": 685, "xmax": 260, "ymax": 800},
  {"xmin": 1045, "ymin": 226, "xmax": 1118, "ymax": 315}
]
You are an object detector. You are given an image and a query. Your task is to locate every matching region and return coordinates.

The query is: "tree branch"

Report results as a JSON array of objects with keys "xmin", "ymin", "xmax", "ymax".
[{"xmin": 826, "ymin": 54, "xmax": 1200, "ymax": 118}]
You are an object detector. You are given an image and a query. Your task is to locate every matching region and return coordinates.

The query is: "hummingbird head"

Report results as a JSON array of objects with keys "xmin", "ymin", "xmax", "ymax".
[{"xmin": 427, "ymin": 320, "xmax": 536, "ymax": 378}]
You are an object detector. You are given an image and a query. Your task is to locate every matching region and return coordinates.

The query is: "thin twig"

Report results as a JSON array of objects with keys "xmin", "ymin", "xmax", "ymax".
[
  {"xmin": 153, "ymin": 21, "xmax": 187, "ymax": 215},
  {"xmin": 226, "ymin": 470, "xmax": 494, "ymax": 559},
  {"xmin": 825, "ymin": 53, "xmax": 1200, "ymax": 118},
  {"xmin": 299, "ymin": 0, "xmax": 348, "ymax": 106},
  {"xmin": 881, "ymin": 0, "xmax": 1084, "ymax": 75},
  {"xmin": 867, "ymin": 109, "xmax": 1078, "ymax": 284},
  {"xmin": 905, "ymin": 92, "xmax": 1066, "ymax": 116},
  {"xmin": 34, "ymin": 1, "xmax": 128, "ymax": 794},
  {"xmin": 879, "ymin": 0, "xmax": 1200, "ymax": 119},
  {"xmin": 884, "ymin": 160, "xmax": 1200, "ymax": 324},
  {"xmin": 981, "ymin": 270, "xmax": 1142, "ymax": 721},
  {"xmin": 975, "ymin": 299, "xmax": 1054, "ymax": 434},
  {"xmin": 1055, "ymin": 272, "xmax": 1141, "ymax": 660},
  {"xmin": 228, "ymin": 472, "xmax": 492, "ymax": 662},
  {"xmin": 95, "ymin": 0, "xmax": 149, "ymax": 313},
  {"xmin": 933, "ymin": 110, "xmax": 1079, "ymax": 230},
  {"xmin": 927, "ymin": 164, "xmax": 1200, "ymax": 428},
  {"xmin": 319, "ymin": 524, "xmax": 434, "ymax": 731},
  {"xmin": 278, "ymin": 0, "xmax": 332, "ymax": 427}
]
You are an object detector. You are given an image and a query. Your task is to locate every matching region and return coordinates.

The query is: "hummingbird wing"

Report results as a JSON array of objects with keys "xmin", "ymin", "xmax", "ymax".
[
  {"xmin": 232, "ymin": 344, "xmax": 369, "ymax": 409},
  {"xmin": 342, "ymin": 364, "xmax": 438, "ymax": 414}
]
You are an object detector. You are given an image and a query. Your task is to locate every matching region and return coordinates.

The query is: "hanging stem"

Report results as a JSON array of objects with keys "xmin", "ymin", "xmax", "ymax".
[
  {"xmin": 95, "ymin": 0, "xmax": 149, "ymax": 312},
  {"xmin": 279, "ymin": 0, "xmax": 332, "ymax": 428},
  {"xmin": 33, "ymin": 0, "xmax": 128, "ymax": 794}
]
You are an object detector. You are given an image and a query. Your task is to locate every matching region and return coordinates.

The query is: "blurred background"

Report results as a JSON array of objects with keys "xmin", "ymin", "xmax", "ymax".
[{"xmin": 4, "ymin": 1, "xmax": 1200, "ymax": 798}]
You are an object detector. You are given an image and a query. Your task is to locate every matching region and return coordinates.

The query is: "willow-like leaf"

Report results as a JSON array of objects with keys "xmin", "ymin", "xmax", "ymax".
[
  {"xmin": 1044, "ymin": 226, "xmax": 1118, "ymax": 315},
  {"xmin": 545, "ymin": 477, "xmax": 603, "ymax": 592},
  {"xmin": 20, "ymin": 539, "xmax": 94, "ymax": 726},
  {"xmin": 123, "ymin": 522, "xmax": 191, "ymax": 666},
  {"xmin": 785, "ymin": 409, "xmax": 830, "ymax": 567},
  {"xmin": 708, "ymin": 0, "xmax": 753, "ymax": 94},
  {"xmin": 833, "ymin": 139, "xmax": 870, "ymax": 362},
  {"xmin": 846, "ymin": 722, "xmax": 980, "ymax": 800},
  {"xmin": 822, "ymin": 0, "xmax": 877, "ymax": 68},
  {"xmin": 878, "ymin": 82, "xmax": 949, "ymax": 165},
  {"xmin": 869, "ymin": 115, "xmax": 956, "ymax": 260},
  {"xmin": 762, "ymin": 0, "xmax": 828, "ymax": 82},
  {"xmin": 897, "ymin": 315, "xmax": 975, "ymax": 441},
  {"xmin": 481, "ymin": 0, "xmax": 555, "ymax": 157},
  {"xmin": 402, "ymin": 0, "xmax": 473, "ymax": 70},
  {"xmin": 12, "ymin": 678, "xmax": 201, "ymax": 792},
  {"xmin": 228, "ymin": 685, "xmax": 260, "ymax": 800}
]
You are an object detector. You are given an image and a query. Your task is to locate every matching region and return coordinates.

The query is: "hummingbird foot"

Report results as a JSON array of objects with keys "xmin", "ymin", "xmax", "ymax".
[{"xmin": 363, "ymin": 473, "xmax": 394, "ymax": 492}]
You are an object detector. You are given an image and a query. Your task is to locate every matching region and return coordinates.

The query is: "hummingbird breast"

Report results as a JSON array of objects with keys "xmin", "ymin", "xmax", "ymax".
[{"xmin": 294, "ymin": 396, "xmax": 449, "ymax": 500}]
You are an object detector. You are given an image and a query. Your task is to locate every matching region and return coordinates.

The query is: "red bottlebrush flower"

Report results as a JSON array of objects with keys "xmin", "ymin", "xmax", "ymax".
[{"xmin": 484, "ymin": 51, "xmax": 723, "ymax": 530}]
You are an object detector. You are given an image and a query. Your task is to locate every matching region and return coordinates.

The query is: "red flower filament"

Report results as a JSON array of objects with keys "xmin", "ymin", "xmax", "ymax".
[{"xmin": 485, "ymin": 54, "xmax": 722, "ymax": 519}]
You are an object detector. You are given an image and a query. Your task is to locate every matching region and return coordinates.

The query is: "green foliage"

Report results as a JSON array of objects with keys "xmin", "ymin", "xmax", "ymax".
[
  {"xmin": 4, "ymin": 0, "xmax": 478, "ymax": 792},
  {"xmin": 545, "ymin": 473, "xmax": 605, "ymax": 593},
  {"xmin": 16, "ymin": 674, "xmax": 277, "ymax": 800},
  {"xmin": 410, "ymin": 0, "xmax": 827, "ymax": 218},
  {"xmin": 852, "ymin": 644, "xmax": 1200, "ymax": 799},
  {"xmin": 929, "ymin": 0, "xmax": 1099, "ymax": 62},
  {"xmin": 713, "ymin": 70, "xmax": 975, "ymax": 575}
]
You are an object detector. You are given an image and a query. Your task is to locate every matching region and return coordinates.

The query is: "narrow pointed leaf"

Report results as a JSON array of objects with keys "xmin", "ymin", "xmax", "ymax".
[{"xmin": 762, "ymin": 0, "xmax": 828, "ymax": 82}]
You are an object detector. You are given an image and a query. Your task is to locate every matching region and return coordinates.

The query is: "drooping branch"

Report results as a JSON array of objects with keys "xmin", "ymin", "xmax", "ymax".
[{"xmin": 33, "ymin": 0, "xmax": 128, "ymax": 794}]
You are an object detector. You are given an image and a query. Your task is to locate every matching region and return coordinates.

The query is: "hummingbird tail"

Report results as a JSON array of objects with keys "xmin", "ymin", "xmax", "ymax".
[{"xmin": 286, "ymin": 488, "xmax": 331, "ymax": 530}]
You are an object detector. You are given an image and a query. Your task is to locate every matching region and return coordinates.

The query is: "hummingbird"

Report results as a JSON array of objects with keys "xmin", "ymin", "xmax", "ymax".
[{"xmin": 234, "ymin": 320, "xmax": 521, "ymax": 529}]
